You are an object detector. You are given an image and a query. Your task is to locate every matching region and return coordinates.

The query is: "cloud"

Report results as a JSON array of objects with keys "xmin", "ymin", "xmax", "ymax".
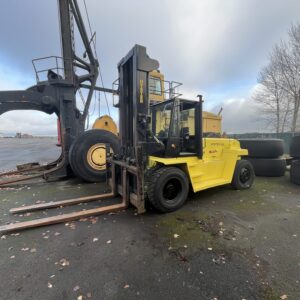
[
  {"xmin": 0, "ymin": 62, "xmax": 57, "ymax": 136},
  {"xmin": 0, "ymin": 63, "xmax": 34, "ymax": 90},
  {"xmin": 218, "ymin": 98, "xmax": 262, "ymax": 134},
  {"xmin": 0, "ymin": 0, "xmax": 299, "ymax": 134},
  {"xmin": 210, "ymin": 84, "xmax": 266, "ymax": 133},
  {"xmin": 0, "ymin": 111, "xmax": 57, "ymax": 136}
]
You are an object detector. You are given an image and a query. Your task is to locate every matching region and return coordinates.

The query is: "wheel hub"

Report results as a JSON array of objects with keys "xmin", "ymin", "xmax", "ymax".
[
  {"xmin": 87, "ymin": 143, "xmax": 110, "ymax": 171},
  {"xmin": 239, "ymin": 167, "xmax": 250, "ymax": 183},
  {"xmin": 163, "ymin": 179, "xmax": 181, "ymax": 201}
]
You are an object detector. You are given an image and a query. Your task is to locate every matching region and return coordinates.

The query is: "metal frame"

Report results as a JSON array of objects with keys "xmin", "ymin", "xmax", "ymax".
[{"xmin": 0, "ymin": 156, "xmax": 64, "ymax": 186}]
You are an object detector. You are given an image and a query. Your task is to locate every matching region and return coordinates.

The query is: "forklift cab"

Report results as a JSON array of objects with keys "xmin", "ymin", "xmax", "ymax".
[{"xmin": 150, "ymin": 98, "xmax": 203, "ymax": 158}]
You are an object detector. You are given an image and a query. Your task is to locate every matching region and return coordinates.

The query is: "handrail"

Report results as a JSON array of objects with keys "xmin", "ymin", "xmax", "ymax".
[{"xmin": 32, "ymin": 56, "xmax": 73, "ymax": 82}]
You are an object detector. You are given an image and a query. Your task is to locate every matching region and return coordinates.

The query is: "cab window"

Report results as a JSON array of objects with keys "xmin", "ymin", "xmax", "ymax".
[{"xmin": 149, "ymin": 76, "xmax": 162, "ymax": 95}]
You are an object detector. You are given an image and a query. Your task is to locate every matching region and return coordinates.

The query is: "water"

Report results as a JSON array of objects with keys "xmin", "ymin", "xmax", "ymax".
[{"xmin": 0, "ymin": 137, "xmax": 61, "ymax": 171}]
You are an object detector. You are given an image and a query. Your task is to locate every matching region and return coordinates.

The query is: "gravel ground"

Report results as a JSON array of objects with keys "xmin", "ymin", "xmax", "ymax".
[{"xmin": 0, "ymin": 139, "xmax": 299, "ymax": 300}]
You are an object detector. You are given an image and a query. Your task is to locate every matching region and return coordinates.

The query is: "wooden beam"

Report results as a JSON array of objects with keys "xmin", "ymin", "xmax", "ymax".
[
  {"xmin": 0, "ymin": 202, "xmax": 126, "ymax": 234},
  {"xmin": 10, "ymin": 192, "xmax": 114, "ymax": 214}
]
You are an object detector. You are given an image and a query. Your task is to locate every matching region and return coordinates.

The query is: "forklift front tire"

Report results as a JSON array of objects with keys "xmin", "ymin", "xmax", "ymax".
[
  {"xmin": 146, "ymin": 167, "xmax": 189, "ymax": 213},
  {"xmin": 231, "ymin": 160, "xmax": 255, "ymax": 190}
]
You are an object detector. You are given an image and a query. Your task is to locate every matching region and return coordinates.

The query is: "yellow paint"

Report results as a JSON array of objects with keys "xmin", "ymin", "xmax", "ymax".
[
  {"xmin": 202, "ymin": 111, "xmax": 222, "ymax": 134},
  {"xmin": 149, "ymin": 138, "xmax": 247, "ymax": 192},
  {"xmin": 92, "ymin": 115, "xmax": 118, "ymax": 135},
  {"xmin": 139, "ymin": 79, "xmax": 144, "ymax": 103},
  {"xmin": 149, "ymin": 71, "xmax": 165, "ymax": 102},
  {"xmin": 154, "ymin": 106, "xmax": 221, "ymax": 136},
  {"xmin": 87, "ymin": 143, "xmax": 108, "ymax": 171}
]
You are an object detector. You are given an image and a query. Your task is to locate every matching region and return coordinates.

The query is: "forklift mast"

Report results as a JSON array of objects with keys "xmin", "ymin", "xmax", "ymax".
[
  {"xmin": 118, "ymin": 45, "xmax": 159, "ymax": 164},
  {"xmin": 111, "ymin": 45, "xmax": 159, "ymax": 213}
]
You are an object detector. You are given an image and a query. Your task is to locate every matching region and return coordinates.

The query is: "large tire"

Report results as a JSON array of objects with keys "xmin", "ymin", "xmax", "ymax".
[
  {"xmin": 69, "ymin": 129, "xmax": 120, "ymax": 182},
  {"xmin": 145, "ymin": 166, "xmax": 189, "ymax": 213},
  {"xmin": 290, "ymin": 136, "xmax": 300, "ymax": 158},
  {"xmin": 231, "ymin": 160, "xmax": 255, "ymax": 190},
  {"xmin": 239, "ymin": 139, "xmax": 284, "ymax": 158},
  {"xmin": 290, "ymin": 160, "xmax": 300, "ymax": 185},
  {"xmin": 244, "ymin": 158, "xmax": 286, "ymax": 177}
]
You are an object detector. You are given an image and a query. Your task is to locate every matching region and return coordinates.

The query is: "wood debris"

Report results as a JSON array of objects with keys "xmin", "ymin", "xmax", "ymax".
[
  {"xmin": 59, "ymin": 258, "xmax": 70, "ymax": 267},
  {"xmin": 73, "ymin": 285, "xmax": 80, "ymax": 292}
]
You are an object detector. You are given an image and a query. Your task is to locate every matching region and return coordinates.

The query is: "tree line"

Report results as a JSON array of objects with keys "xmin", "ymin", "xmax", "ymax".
[{"xmin": 254, "ymin": 23, "xmax": 300, "ymax": 135}]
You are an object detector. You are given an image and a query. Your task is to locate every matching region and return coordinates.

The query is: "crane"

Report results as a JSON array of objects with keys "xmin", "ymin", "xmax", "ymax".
[{"xmin": 0, "ymin": 0, "xmax": 116, "ymax": 185}]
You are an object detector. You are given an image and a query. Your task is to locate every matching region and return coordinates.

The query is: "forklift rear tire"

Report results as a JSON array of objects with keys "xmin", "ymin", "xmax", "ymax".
[
  {"xmin": 69, "ymin": 129, "xmax": 120, "ymax": 182},
  {"xmin": 145, "ymin": 167, "xmax": 189, "ymax": 213},
  {"xmin": 231, "ymin": 160, "xmax": 255, "ymax": 190}
]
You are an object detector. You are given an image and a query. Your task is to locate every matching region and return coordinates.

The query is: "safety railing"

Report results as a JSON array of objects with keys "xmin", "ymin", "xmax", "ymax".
[
  {"xmin": 163, "ymin": 80, "xmax": 183, "ymax": 99},
  {"xmin": 32, "ymin": 56, "xmax": 72, "ymax": 83}
]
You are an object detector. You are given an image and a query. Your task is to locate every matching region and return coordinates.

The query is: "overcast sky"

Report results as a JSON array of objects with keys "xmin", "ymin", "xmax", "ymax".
[{"xmin": 0, "ymin": 0, "xmax": 299, "ymax": 135}]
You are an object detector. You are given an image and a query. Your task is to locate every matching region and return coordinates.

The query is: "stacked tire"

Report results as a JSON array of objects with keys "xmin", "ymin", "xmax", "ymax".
[
  {"xmin": 239, "ymin": 139, "xmax": 286, "ymax": 177},
  {"xmin": 290, "ymin": 136, "xmax": 300, "ymax": 185}
]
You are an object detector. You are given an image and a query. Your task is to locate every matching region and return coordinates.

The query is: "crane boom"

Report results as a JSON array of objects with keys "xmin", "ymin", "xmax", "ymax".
[{"xmin": 58, "ymin": 0, "xmax": 75, "ymax": 82}]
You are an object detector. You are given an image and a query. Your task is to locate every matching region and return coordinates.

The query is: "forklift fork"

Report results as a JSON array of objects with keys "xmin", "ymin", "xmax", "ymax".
[{"xmin": 0, "ymin": 163, "xmax": 127, "ymax": 234}]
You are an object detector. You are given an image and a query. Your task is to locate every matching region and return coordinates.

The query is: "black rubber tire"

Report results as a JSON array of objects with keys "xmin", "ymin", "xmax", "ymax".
[
  {"xmin": 290, "ymin": 136, "xmax": 300, "ymax": 158},
  {"xmin": 290, "ymin": 160, "xmax": 300, "ymax": 185},
  {"xmin": 239, "ymin": 139, "xmax": 284, "ymax": 158},
  {"xmin": 231, "ymin": 160, "xmax": 255, "ymax": 190},
  {"xmin": 145, "ymin": 166, "xmax": 189, "ymax": 213},
  {"xmin": 69, "ymin": 129, "xmax": 120, "ymax": 182},
  {"xmin": 244, "ymin": 158, "xmax": 286, "ymax": 177}
]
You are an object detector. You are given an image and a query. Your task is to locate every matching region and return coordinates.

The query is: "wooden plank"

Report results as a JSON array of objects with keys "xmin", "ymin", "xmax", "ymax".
[
  {"xmin": 0, "ymin": 173, "xmax": 44, "ymax": 186},
  {"xmin": 0, "ymin": 202, "xmax": 126, "ymax": 234},
  {"xmin": 9, "ymin": 192, "xmax": 114, "ymax": 214}
]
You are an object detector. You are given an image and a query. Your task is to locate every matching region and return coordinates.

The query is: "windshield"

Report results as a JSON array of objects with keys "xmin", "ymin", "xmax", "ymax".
[{"xmin": 151, "ymin": 101, "xmax": 173, "ymax": 139}]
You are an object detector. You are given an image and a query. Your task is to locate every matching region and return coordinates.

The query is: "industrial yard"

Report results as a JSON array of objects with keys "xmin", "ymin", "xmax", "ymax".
[
  {"xmin": 1, "ymin": 1, "xmax": 300, "ymax": 299},
  {"xmin": 0, "ymin": 138, "xmax": 299, "ymax": 300}
]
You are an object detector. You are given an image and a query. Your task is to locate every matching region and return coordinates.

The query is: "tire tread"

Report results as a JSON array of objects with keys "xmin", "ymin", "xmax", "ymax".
[{"xmin": 145, "ymin": 166, "xmax": 188, "ymax": 213}]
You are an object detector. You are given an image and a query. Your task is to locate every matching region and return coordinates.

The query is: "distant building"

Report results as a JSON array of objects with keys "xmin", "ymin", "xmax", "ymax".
[
  {"xmin": 15, "ymin": 133, "xmax": 33, "ymax": 138},
  {"xmin": 22, "ymin": 134, "xmax": 33, "ymax": 138}
]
